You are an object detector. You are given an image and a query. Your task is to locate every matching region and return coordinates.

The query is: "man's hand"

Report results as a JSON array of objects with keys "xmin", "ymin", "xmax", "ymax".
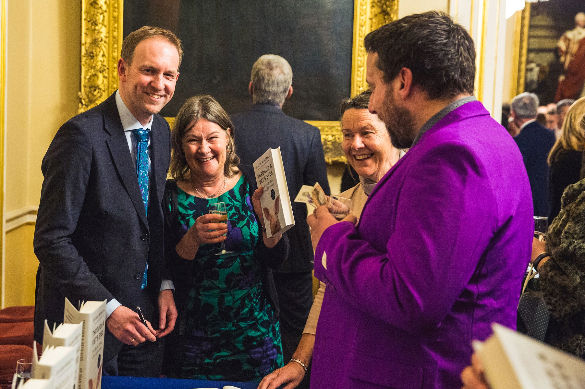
[
  {"xmin": 461, "ymin": 352, "xmax": 489, "ymax": 389},
  {"xmin": 106, "ymin": 305, "xmax": 157, "ymax": 346},
  {"xmin": 157, "ymin": 289, "xmax": 177, "ymax": 338},
  {"xmin": 307, "ymin": 205, "xmax": 357, "ymax": 250},
  {"xmin": 258, "ymin": 361, "xmax": 306, "ymax": 389}
]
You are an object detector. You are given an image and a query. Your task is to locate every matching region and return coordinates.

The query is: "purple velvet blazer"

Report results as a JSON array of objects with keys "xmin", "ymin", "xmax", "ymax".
[{"xmin": 311, "ymin": 101, "xmax": 534, "ymax": 388}]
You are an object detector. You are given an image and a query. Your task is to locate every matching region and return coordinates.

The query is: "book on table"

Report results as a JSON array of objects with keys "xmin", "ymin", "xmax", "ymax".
[
  {"xmin": 31, "ymin": 342, "xmax": 77, "ymax": 389},
  {"xmin": 63, "ymin": 298, "xmax": 106, "ymax": 389},
  {"xmin": 42, "ymin": 320, "xmax": 82, "ymax": 388},
  {"xmin": 253, "ymin": 147, "xmax": 295, "ymax": 238},
  {"xmin": 475, "ymin": 322, "xmax": 585, "ymax": 388},
  {"xmin": 13, "ymin": 378, "xmax": 51, "ymax": 388}
]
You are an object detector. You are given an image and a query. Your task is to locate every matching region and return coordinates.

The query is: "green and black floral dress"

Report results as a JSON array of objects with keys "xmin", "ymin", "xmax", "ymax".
[{"xmin": 163, "ymin": 174, "xmax": 284, "ymax": 381}]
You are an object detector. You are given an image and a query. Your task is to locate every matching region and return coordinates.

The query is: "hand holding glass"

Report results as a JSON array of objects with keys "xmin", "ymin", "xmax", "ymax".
[
  {"xmin": 534, "ymin": 216, "xmax": 548, "ymax": 241},
  {"xmin": 209, "ymin": 202, "xmax": 232, "ymax": 255}
]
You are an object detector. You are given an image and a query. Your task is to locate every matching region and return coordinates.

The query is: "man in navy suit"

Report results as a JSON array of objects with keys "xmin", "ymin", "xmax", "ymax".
[
  {"xmin": 512, "ymin": 92, "xmax": 556, "ymax": 217},
  {"xmin": 232, "ymin": 55, "xmax": 330, "ymax": 385},
  {"xmin": 33, "ymin": 26, "xmax": 182, "ymax": 376}
]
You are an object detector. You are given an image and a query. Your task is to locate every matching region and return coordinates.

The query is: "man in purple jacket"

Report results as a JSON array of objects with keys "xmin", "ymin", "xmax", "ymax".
[{"xmin": 308, "ymin": 11, "xmax": 533, "ymax": 389}]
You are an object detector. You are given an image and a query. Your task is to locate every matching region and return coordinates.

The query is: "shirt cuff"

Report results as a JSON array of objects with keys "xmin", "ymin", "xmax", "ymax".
[
  {"xmin": 160, "ymin": 279, "xmax": 175, "ymax": 291},
  {"xmin": 106, "ymin": 299, "xmax": 122, "ymax": 318}
]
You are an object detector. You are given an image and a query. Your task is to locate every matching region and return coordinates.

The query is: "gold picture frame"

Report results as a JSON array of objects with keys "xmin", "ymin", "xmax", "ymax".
[
  {"xmin": 513, "ymin": 2, "xmax": 584, "ymax": 103},
  {"xmin": 79, "ymin": 0, "xmax": 397, "ymax": 164},
  {"xmin": 512, "ymin": 3, "xmax": 530, "ymax": 98}
]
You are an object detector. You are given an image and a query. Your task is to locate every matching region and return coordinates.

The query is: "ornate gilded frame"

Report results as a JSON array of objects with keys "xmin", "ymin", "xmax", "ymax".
[
  {"xmin": 79, "ymin": 0, "xmax": 397, "ymax": 163},
  {"xmin": 512, "ymin": 3, "xmax": 530, "ymax": 98}
]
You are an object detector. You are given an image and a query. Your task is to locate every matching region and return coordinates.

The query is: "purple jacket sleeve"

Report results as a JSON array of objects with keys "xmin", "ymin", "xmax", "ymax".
[{"xmin": 314, "ymin": 143, "xmax": 498, "ymax": 334}]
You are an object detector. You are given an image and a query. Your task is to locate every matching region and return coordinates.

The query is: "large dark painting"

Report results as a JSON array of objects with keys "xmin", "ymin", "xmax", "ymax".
[
  {"xmin": 524, "ymin": 1, "xmax": 585, "ymax": 104},
  {"xmin": 124, "ymin": 0, "xmax": 354, "ymax": 120}
]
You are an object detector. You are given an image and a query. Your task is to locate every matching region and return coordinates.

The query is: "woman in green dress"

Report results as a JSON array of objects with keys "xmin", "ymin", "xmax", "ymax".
[{"xmin": 163, "ymin": 95, "xmax": 288, "ymax": 381}]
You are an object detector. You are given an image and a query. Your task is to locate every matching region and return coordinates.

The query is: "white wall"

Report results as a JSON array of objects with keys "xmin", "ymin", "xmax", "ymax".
[{"xmin": 398, "ymin": 0, "xmax": 448, "ymax": 17}]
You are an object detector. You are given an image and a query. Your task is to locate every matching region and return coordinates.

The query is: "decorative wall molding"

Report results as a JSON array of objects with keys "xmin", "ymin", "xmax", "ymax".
[
  {"xmin": 5, "ymin": 207, "xmax": 37, "ymax": 232},
  {"xmin": 80, "ymin": 0, "xmax": 398, "ymax": 165},
  {"xmin": 1, "ymin": 0, "xmax": 6, "ymax": 307}
]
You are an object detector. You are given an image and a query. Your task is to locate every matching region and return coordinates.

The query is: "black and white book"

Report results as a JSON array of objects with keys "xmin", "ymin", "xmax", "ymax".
[
  {"xmin": 475, "ymin": 323, "xmax": 585, "ymax": 388},
  {"xmin": 13, "ymin": 377, "xmax": 51, "ymax": 389},
  {"xmin": 32, "ymin": 342, "xmax": 77, "ymax": 389},
  {"xmin": 42, "ymin": 320, "xmax": 82, "ymax": 388},
  {"xmin": 253, "ymin": 147, "xmax": 295, "ymax": 238},
  {"xmin": 63, "ymin": 298, "xmax": 106, "ymax": 389}
]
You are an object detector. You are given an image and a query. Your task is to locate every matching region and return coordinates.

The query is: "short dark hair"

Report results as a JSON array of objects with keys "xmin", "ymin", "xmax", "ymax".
[
  {"xmin": 121, "ymin": 26, "xmax": 183, "ymax": 66},
  {"xmin": 364, "ymin": 11, "xmax": 475, "ymax": 99},
  {"xmin": 339, "ymin": 90, "xmax": 371, "ymax": 119},
  {"xmin": 170, "ymin": 95, "xmax": 239, "ymax": 180}
]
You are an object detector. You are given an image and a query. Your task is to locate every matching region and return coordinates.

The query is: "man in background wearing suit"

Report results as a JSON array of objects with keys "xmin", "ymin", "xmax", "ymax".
[
  {"xmin": 232, "ymin": 54, "xmax": 330, "ymax": 387},
  {"xmin": 33, "ymin": 26, "xmax": 182, "ymax": 376},
  {"xmin": 512, "ymin": 92, "xmax": 556, "ymax": 217}
]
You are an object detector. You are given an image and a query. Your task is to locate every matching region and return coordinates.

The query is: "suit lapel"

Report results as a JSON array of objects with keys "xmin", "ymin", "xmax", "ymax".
[{"xmin": 102, "ymin": 97, "xmax": 149, "ymax": 228}]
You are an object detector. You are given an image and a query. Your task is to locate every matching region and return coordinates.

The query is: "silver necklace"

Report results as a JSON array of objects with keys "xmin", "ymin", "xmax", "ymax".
[{"xmin": 192, "ymin": 176, "xmax": 226, "ymax": 199}]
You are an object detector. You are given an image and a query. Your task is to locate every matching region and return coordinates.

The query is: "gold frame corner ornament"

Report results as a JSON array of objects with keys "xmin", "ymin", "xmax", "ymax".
[{"xmin": 79, "ymin": 0, "xmax": 398, "ymax": 164}]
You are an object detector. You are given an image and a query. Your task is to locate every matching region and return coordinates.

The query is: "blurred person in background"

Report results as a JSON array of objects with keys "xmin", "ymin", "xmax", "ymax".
[{"xmin": 548, "ymin": 97, "xmax": 585, "ymax": 221}]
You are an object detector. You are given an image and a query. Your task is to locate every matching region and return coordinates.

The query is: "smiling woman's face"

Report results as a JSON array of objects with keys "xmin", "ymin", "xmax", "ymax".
[
  {"xmin": 182, "ymin": 118, "xmax": 230, "ymax": 180},
  {"xmin": 341, "ymin": 108, "xmax": 399, "ymax": 182}
]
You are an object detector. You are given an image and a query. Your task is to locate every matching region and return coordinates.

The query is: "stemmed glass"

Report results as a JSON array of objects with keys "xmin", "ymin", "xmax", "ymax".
[
  {"xmin": 533, "ymin": 216, "xmax": 548, "ymax": 241},
  {"xmin": 13, "ymin": 358, "xmax": 32, "ymax": 387},
  {"xmin": 209, "ymin": 202, "xmax": 232, "ymax": 255}
]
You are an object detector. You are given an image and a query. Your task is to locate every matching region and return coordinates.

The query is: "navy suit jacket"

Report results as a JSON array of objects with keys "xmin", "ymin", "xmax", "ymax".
[
  {"xmin": 232, "ymin": 103, "xmax": 330, "ymax": 272},
  {"xmin": 33, "ymin": 93, "xmax": 171, "ymax": 358},
  {"xmin": 514, "ymin": 120, "xmax": 556, "ymax": 217}
]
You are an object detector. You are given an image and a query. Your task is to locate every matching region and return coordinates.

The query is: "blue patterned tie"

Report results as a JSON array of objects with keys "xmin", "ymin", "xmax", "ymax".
[{"xmin": 133, "ymin": 128, "xmax": 150, "ymax": 289}]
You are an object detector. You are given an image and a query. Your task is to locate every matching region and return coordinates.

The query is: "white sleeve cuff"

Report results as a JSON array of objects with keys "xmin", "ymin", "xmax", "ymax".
[
  {"xmin": 160, "ymin": 279, "xmax": 175, "ymax": 291},
  {"xmin": 106, "ymin": 299, "xmax": 122, "ymax": 318}
]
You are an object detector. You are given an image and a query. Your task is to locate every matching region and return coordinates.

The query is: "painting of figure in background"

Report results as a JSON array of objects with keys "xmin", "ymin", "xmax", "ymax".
[
  {"xmin": 123, "ymin": 0, "xmax": 354, "ymax": 120},
  {"xmin": 555, "ymin": 12, "xmax": 585, "ymax": 101},
  {"xmin": 524, "ymin": 1, "xmax": 585, "ymax": 104}
]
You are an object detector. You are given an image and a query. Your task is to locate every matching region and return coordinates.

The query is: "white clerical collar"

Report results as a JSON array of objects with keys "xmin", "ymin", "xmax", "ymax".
[{"xmin": 115, "ymin": 90, "xmax": 153, "ymax": 132}]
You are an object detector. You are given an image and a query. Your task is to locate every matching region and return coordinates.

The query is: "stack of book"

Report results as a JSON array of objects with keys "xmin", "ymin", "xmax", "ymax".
[
  {"xmin": 22, "ymin": 299, "xmax": 106, "ymax": 389},
  {"xmin": 42, "ymin": 320, "xmax": 82, "ymax": 387},
  {"xmin": 31, "ymin": 342, "xmax": 77, "ymax": 388},
  {"xmin": 63, "ymin": 299, "xmax": 106, "ymax": 389},
  {"xmin": 13, "ymin": 378, "xmax": 51, "ymax": 388}
]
